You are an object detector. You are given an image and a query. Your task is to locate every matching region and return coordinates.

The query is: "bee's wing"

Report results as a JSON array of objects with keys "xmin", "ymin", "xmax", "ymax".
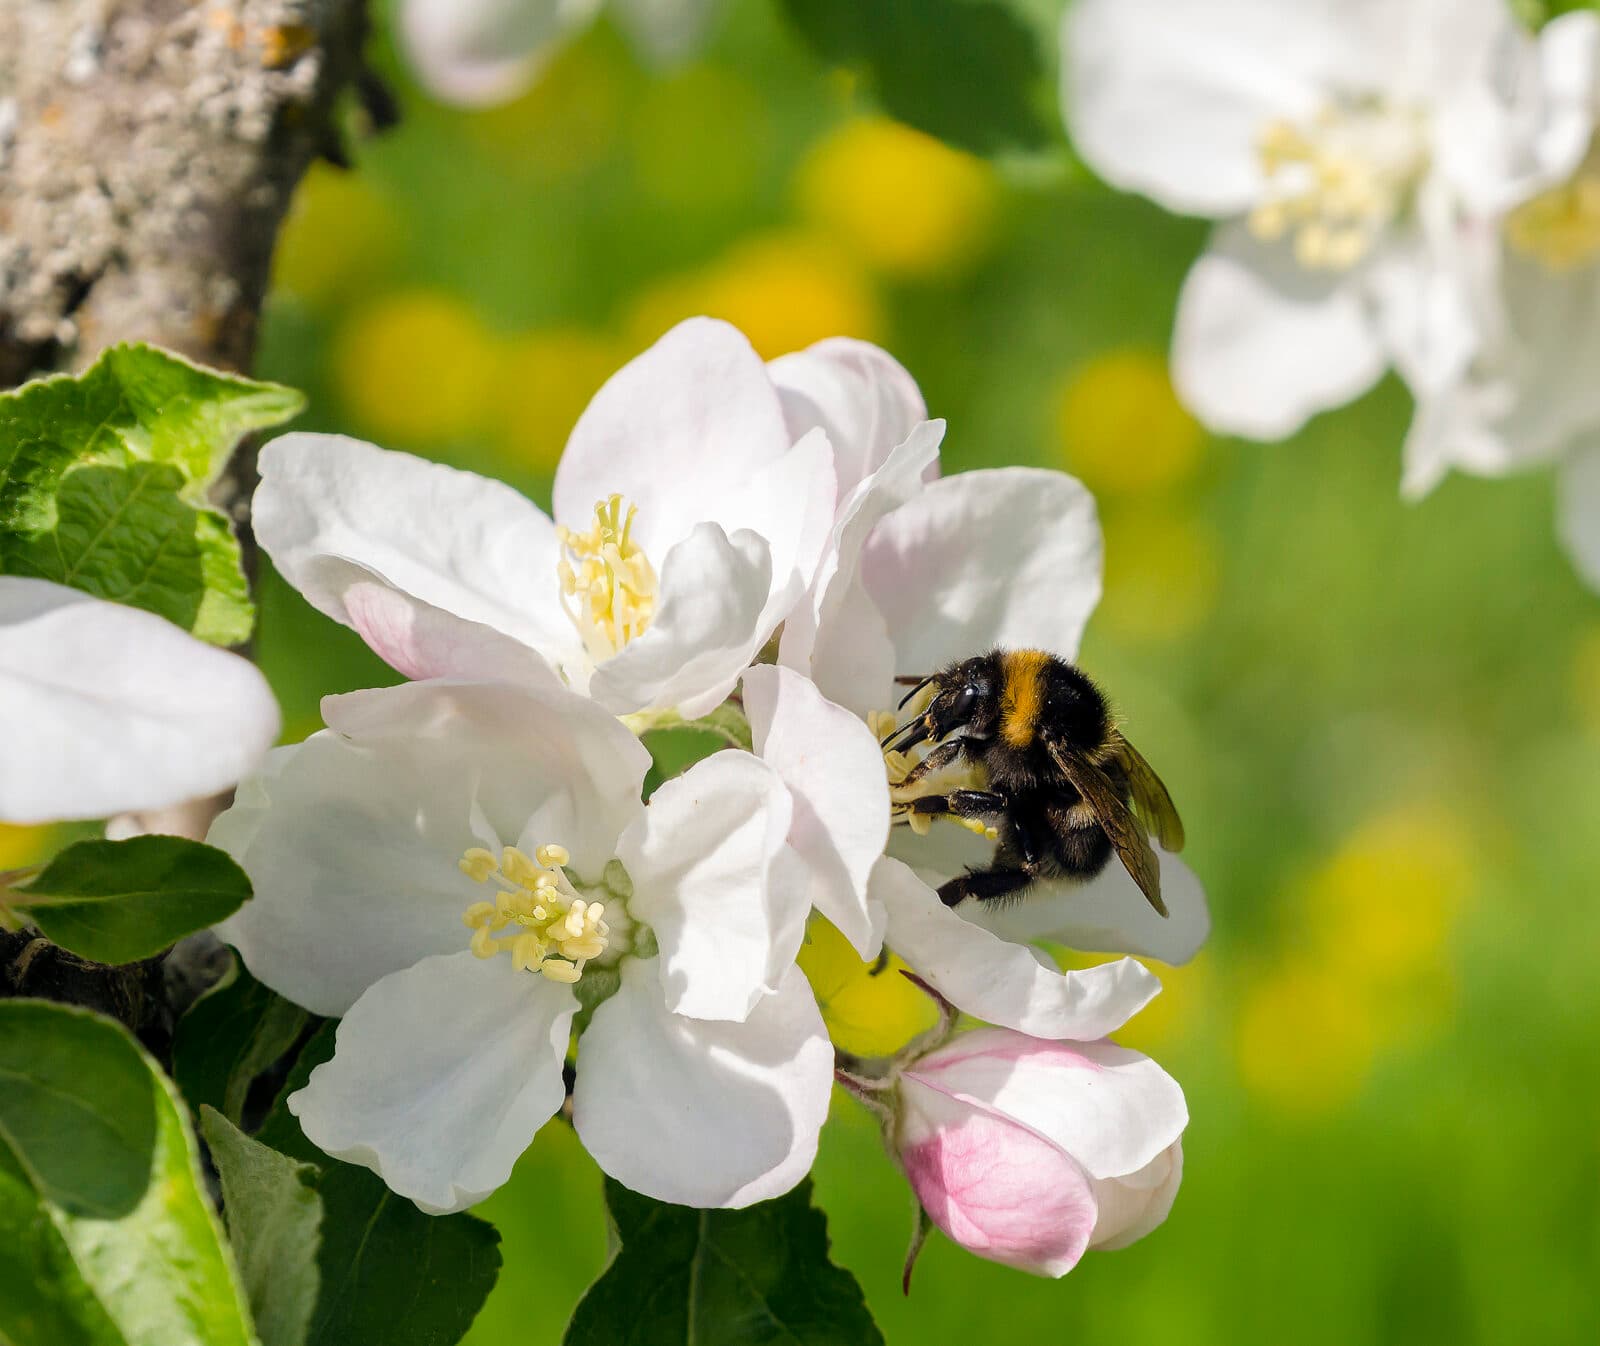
[
  {"xmin": 1111, "ymin": 731, "xmax": 1185, "ymax": 852},
  {"xmin": 1048, "ymin": 742, "xmax": 1169, "ymax": 917}
]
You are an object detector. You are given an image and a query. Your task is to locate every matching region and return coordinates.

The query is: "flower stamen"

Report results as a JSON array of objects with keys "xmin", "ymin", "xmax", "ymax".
[
  {"xmin": 459, "ymin": 843, "xmax": 611, "ymax": 984},
  {"xmin": 556, "ymin": 495, "xmax": 659, "ymax": 663}
]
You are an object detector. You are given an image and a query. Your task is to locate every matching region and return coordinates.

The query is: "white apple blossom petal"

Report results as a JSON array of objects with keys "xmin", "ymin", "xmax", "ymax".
[
  {"xmin": 781, "ymin": 421, "xmax": 945, "ymax": 714},
  {"xmin": 767, "ymin": 337, "xmax": 932, "ymax": 502},
  {"xmin": 1088, "ymin": 1142, "xmax": 1185, "ymax": 1251},
  {"xmin": 572, "ymin": 959, "xmax": 832, "ymax": 1207},
  {"xmin": 587, "ymin": 523, "xmax": 773, "ymax": 718},
  {"xmin": 874, "ymin": 858, "xmax": 1159, "ymax": 1040},
  {"xmin": 1065, "ymin": 0, "xmax": 1361, "ymax": 216},
  {"xmin": 215, "ymin": 680, "xmax": 648, "ymax": 1014},
  {"xmin": 1173, "ymin": 223, "xmax": 1387, "ymax": 440},
  {"xmin": 397, "ymin": 0, "xmax": 600, "ymax": 106},
  {"xmin": 0, "ymin": 578, "xmax": 279, "ymax": 824},
  {"xmin": 289, "ymin": 952, "xmax": 576, "ymax": 1214},
  {"xmin": 897, "ymin": 1078, "xmax": 1098, "ymax": 1279},
  {"xmin": 1558, "ymin": 439, "xmax": 1600, "ymax": 592},
  {"xmin": 963, "ymin": 849, "xmax": 1211, "ymax": 967},
  {"xmin": 859, "ymin": 466, "xmax": 1102, "ymax": 677},
  {"xmin": 255, "ymin": 434, "xmax": 578, "ymax": 672},
  {"xmin": 743, "ymin": 665, "xmax": 888, "ymax": 958},
  {"xmin": 553, "ymin": 318, "xmax": 792, "ymax": 557},
  {"xmin": 906, "ymin": 1030, "xmax": 1188, "ymax": 1180},
  {"xmin": 617, "ymin": 750, "xmax": 801, "ymax": 1020},
  {"xmin": 610, "ymin": 0, "xmax": 721, "ymax": 64}
]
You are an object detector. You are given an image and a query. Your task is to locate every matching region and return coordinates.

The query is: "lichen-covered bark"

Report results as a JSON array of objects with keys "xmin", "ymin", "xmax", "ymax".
[{"xmin": 0, "ymin": 0, "xmax": 370, "ymax": 384}]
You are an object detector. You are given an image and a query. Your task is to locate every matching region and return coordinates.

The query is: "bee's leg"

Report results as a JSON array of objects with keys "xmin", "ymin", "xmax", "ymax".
[
  {"xmin": 904, "ymin": 789, "xmax": 1008, "ymax": 821},
  {"xmin": 936, "ymin": 866, "xmax": 1033, "ymax": 907},
  {"xmin": 894, "ymin": 737, "xmax": 964, "ymax": 791}
]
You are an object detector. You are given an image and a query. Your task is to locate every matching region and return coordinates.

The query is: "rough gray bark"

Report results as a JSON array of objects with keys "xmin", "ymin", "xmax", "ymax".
[{"xmin": 0, "ymin": 0, "xmax": 371, "ymax": 384}]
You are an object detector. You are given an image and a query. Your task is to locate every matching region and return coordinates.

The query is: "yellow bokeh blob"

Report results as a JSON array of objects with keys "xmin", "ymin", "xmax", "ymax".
[
  {"xmin": 796, "ymin": 117, "xmax": 998, "ymax": 280},
  {"xmin": 1099, "ymin": 503, "xmax": 1221, "ymax": 643},
  {"xmin": 0, "ymin": 824, "xmax": 52, "ymax": 872},
  {"xmin": 624, "ymin": 232, "xmax": 883, "ymax": 359},
  {"xmin": 631, "ymin": 67, "xmax": 768, "ymax": 210},
  {"xmin": 468, "ymin": 36, "xmax": 626, "ymax": 176},
  {"xmin": 1054, "ymin": 350, "xmax": 1205, "ymax": 497},
  {"xmin": 492, "ymin": 329, "xmax": 625, "ymax": 475},
  {"xmin": 1299, "ymin": 804, "xmax": 1475, "ymax": 985},
  {"xmin": 798, "ymin": 916, "xmax": 938, "ymax": 1059},
  {"xmin": 272, "ymin": 162, "xmax": 402, "ymax": 307},
  {"xmin": 334, "ymin": 290, "xmax": 501, "ymax": 443},
  {"xmin": 1568, "ymin": 626, "xmax": 1600, "ymax": 740},
  {"xmin": 1235, "ymin": 958, "xmax": 1380, "ymax": 1116}
]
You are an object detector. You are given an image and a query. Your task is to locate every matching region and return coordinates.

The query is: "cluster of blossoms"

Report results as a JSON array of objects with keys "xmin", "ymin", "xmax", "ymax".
[
  {"xmin": 1063, "ymin": 0, "xmax": 1600, "ymax": 587},
  {"xmin": 199, "ymin": 317, "xmax": 1208, "ymax": 1274}
]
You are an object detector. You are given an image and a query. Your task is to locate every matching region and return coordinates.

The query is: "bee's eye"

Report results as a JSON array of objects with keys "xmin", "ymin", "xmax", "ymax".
[{"xmin": 947, "ymin": 685, "xmax": 979, "ymax": 722}]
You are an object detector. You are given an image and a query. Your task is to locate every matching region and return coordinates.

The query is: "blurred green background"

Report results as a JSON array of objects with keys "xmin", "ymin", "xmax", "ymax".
[{"xmin": 10, "ymin": 2, "xmax": 1599, "ymax": 1341}]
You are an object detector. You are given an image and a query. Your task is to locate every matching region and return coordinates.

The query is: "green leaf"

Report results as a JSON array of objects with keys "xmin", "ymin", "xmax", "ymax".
[
  {"xmin": 0, "ymin": 342, "xmax": 304, "ymax": 643},
  {"xmin": 0, "ymin": 999, "xmax": 257, "ymax": 1346},
  {"xmin": 564, "ymin": 1178, "xmax": 884, "ymax": 1346},
  {"xmin": 174, "ymin": 954, "xmax": 311, "ymax": 1126},
  {"xmin": 255, "ymin": 1024, "xmax": 503, "ymax": 1346},
  {"xmin": 201, "ymin": 1109, "xmax": 322, "ymax": 1346},
  {"xmin": 14, "ymin": 836, "xmax": 252, "ymax": 965},
  {"xmin": 779, "ymin": 0, "xmax": 1052, "ymax": 156}
]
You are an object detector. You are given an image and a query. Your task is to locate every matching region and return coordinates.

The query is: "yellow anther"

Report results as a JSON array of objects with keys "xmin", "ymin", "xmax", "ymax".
[
  {"xmin": 1248, "ymin": 102, "xmax": 1426, "ymax": 272},
  {"xmin": 457, "ymin": 840, "xmax": 611, "ymax": 984},
  {"xmin": 459, "ymin": 848, "xmax": 497, "ymax": 882},
  {"xmin": 1508, "ymin": 152, "xmax": 1600, "ymax": 271},
  {"xmin": 557, "ymin": 495, "xmax": 660, "ymax": 662}
]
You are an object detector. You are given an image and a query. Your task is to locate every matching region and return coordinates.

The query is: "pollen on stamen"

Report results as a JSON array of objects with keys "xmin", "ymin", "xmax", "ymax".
[
  {"xmin": 557, "ymin": 495, "xmax": 661, "ymax": 663},
  {"xmin": 458, "ymin": 840, "xmax": 612, "ymax": 982}
]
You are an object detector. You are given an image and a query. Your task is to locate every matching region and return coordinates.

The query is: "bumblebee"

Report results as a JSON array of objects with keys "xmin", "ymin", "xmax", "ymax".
[{"xmin": 881, "ymin": 649, "xmax": 1184, "ymax": 915}]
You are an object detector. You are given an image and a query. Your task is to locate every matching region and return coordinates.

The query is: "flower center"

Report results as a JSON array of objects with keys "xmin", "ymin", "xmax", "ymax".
[
  {"xmin": 868, "ymin": 708, "xmax": 997, "ymax": 842},
  {"xmin": 1248, "ymin": 100, "xmax": 1427, "ymax": 271},
  {"xmin": 459, "ymin": 842, "xmax": 611, "ymax": 984},
  {"xmin": 1507, "ymin": 145, "xmax": 1600, "ymax": 271},
  {"xmin": 556, "ymin": 495, "xmax": 659, "ymax": 663}
]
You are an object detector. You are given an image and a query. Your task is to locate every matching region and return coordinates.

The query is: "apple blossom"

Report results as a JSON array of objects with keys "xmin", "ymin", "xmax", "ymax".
[
  {"xmin": 1063, "ymin": 0, "xmax": 1597, "ymax": 441},
  {"xmin": 894, "ymin": 1026, "xmax": 1187, "ymax": 1279},
  {"xmin": 399, "ymin": 0, "xmax": 721, "ymax": 107},
  {"xmin": 209, "ymin": 675, "xmax": 887, "ymax": 1213},
  {"xmin": 255, "ymin": 318, "xmax": 935, "ymax": 721},
  {"xmin": 0, "ymin": 576, "xmax": 279, "ymax": 824},
  {"xmin": 778, "ymin": 458, "xmax": 1210, "ymax": 1031}
]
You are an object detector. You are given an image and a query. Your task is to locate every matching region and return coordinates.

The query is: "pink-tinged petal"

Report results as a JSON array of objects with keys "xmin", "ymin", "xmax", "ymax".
[
  {"xmin": 255, "ymin": 434, "xmax": 578, "ymax": 674},
  {"xmin": 964, "ymin": 848, "xmax": 1211, "ymax": 966},
  {"xmin": 767, "ymin": 337, "xmax": 932, "ymax": 502},
  {"xmin": 1089, "ymin": 1141, "xmax": 1184, "ymax": 1250},
  {"xmin": 859, "ymin": 466, "xmax": 1102, "ymax": 677},
  {"xmin": 781, "ymin": 421, "xmax": 944, "ymax": 715},
  {"xmin": 573, "ymin": 960, "xmax": 832, "ymax": 1207},
  {"xmin": 290, "ymin": 952, "xmax": 575, "ymax": 1213},
  {"xmin": 588, "ymin": 523, "xmax": 772, "ymax": 718},
  {"xmin": 1172, "ymin": 224, "xmax": 1386, "ymax": 440},
  {"xmin": 743, "ymin": 665, "xmax": 889, "ymax": 958},
  {"xmin": 553, "ymin": 318, "xmax": 792, "ymax": 557},
  {"xmin": 214, "ymin": 680, "xmax": 647, "ymax": 1015},
  {"xmin": 617, "ymin": 751, "xmax": 801, "ymax": 1021},
  {"xmin": 907, "ymin": 1028, "xmax": 1188, "ymax": 1180},
  {"xmin": 898, "ymin": 1079, "xmax": 1097, "ymax": 1278},
  {"xmin": 397, "ymin": 0, "xmax": 599, "ymax": 107},
  {"xmin": 874, "ymin": 858, "xmax": 1159, "ymax": 1040},
  {"xmin": 0, "ymin": 578, "xmax": 279, "ymax": 824}
]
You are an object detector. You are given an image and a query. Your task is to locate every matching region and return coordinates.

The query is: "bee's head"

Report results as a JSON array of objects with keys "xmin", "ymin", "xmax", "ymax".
[{"xmin": 883, "ymin": 655, "xmax": 999, "ymax": 751}]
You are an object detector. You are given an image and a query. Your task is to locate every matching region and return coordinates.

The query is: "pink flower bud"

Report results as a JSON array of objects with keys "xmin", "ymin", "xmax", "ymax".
[{"xmin": 895, "ymin": 1027, "xmax": 1187, "ymax": 1278}]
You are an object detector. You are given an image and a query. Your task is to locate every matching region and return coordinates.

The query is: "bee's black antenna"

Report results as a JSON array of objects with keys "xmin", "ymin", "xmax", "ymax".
[
  {"xmin": 881, "ymin": 719, "xmax": 930, "ymax": 752},
  {"xmin": 896, "ymin": 675, "xmax": 936, "ymax": 711}
]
